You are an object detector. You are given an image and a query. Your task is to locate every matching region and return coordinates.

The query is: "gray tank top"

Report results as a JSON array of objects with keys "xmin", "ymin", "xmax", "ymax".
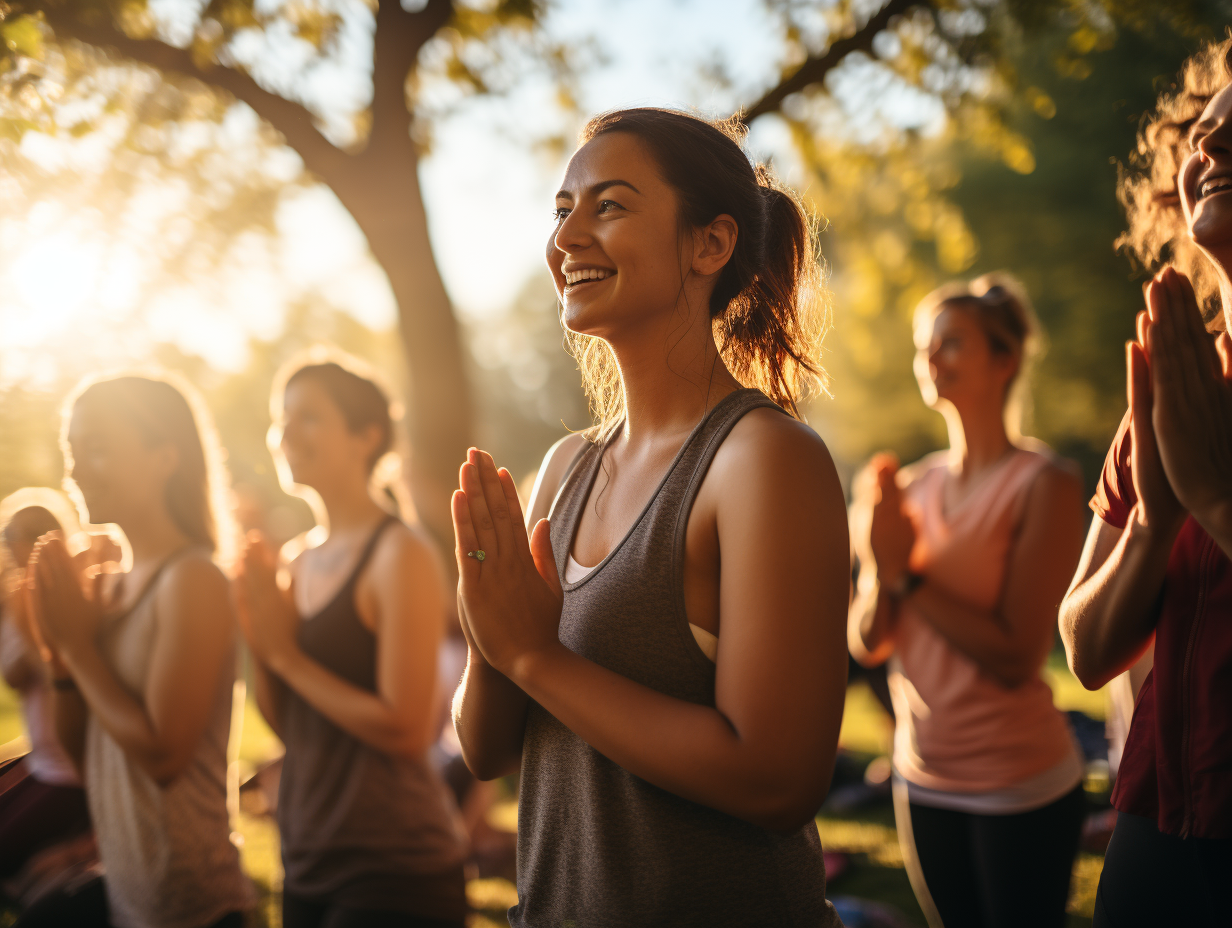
[
  {"xmin": 85, "ymin": 550, "xmax": 253, "ymax": 928},
  {"xmin": 511, "ymin": 389, "xmax": 841, "ymax": 928},
  {"xmin": 277, "ymin": 517, "xmax": 468, "ymax": 916}
]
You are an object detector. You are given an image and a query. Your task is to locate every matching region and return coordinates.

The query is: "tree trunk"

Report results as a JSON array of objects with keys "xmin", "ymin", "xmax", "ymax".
[{"xmin": 33, "ymin": 0, "xmax": 471, "ymax": 555}]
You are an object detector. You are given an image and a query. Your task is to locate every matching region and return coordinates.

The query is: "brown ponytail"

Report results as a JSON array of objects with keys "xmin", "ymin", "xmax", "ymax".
[{"xmin": 571, "ymin": 108, "xmax": 827, "ymax": 426}]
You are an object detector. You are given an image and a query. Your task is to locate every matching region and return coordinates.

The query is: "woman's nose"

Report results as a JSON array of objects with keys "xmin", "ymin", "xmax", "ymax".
[{"xmin": 553, "ymin": 208, "xmax": 592, "ymax": 255}]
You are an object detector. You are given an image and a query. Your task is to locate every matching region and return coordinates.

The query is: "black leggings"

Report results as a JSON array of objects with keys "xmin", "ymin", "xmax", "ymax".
[
  {"xmin": 896, "ymin": 783, "xmax": 1086, "ymax": 928},
  {"xmin": 282, "ymin": 893, "xmax": 466, "ymax": 928},
  {"xmin": 1094, "ymin": 811, "xmax": 1232, "ymax": 927}
]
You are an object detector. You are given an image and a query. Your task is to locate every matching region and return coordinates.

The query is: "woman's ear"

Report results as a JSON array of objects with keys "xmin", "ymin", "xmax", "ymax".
[{"xmin": 692, "ymin": 214, "xmax": 738, "ymax": 277}]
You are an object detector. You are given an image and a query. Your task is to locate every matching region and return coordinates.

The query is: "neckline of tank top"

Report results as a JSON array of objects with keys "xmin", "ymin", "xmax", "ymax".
[
  {"xmin": 559, "ymin": 388, "xmax": 768, "ymax": 592},
  {"xmin": 934, "ymin": 445, "xmax": 1032, "ymax": 523},
  {"xmin": 103, "ymin": 544, "xmax": 204, "ymax": 622},
  {"xmin": 300, "ymin": 513, "xmax": 399, "ymax": 624},
  {"xmin": 564, "ymin": 552, "xmax": 721, "ymax": 660}
]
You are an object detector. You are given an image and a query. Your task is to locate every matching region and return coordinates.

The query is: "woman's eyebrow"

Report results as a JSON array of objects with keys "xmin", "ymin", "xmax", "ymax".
[{"xmin": 555, "ymin": 179, "xmax": 643, "ymax": 201}]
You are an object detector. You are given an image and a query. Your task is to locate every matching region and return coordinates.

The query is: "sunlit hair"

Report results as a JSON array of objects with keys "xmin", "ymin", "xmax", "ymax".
[
  {"xmin": 61, "ymin": 371, "xmax": 235, "ymax": 567},
  {"xmin": 269, "ymin": 346, "xmax": 412, "ymax": 519},
  {"xmin": 568, "ymin": 107, "xmax": 829, "ymax": 431},
  {"xmin": 0, "ymin": 488, "xmax": 83, "ymax": 573},
  {"xmin": 914, "ymin": 271, "xmax": 1042, "ymax": 440},
  {"xmin": 1117, "ymin": 32, "xmax": 1232, "ymax": 330}
]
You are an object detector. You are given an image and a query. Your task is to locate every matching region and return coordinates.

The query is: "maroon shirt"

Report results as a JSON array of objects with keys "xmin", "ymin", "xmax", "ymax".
[{"xmin": 1092, "ymin": 411, "xmax": 1232, "ymax": 838}]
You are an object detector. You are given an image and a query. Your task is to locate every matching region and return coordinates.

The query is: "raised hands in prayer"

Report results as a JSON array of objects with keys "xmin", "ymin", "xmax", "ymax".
[
  {"xmin": 451, "ymin": 447, "xmax": 562, "ymax": 681},
  {"xmin": 852, "ymin": 452, "xmax": 915, "ymax": 587},
  {"xmin": 1135, "ymin": 267, "xmax": 1232, "ymax": 541},
  {"xmin": 26, "ymin": 533, "xmax": 105, "ymax": 674},
  {"xmin": 233, "ymin": 531, "xmax": 300, "ymax": 671}
]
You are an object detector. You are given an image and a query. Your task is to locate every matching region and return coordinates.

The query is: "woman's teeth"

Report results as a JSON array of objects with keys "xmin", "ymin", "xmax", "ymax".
[
  {"xmin": 1199, "ymin": 176, "xmax": 1232, "ymax": 200},
  {"xmin": 564, "ymin": 268, "xmax": 614, "ymax": 286}
]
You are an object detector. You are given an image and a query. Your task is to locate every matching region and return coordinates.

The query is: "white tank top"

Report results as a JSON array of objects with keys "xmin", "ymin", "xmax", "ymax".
[{"xmin": 85, "ymin": 553, "xmax": 252, "ymax": 928}]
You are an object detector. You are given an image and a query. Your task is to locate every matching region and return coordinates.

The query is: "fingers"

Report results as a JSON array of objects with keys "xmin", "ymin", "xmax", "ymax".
[
  {"xmin": 529, "ymin": 519, "xmax": 562, "ymax": 600},
  {"xmin": 1218, "ymin": 332, "xmax": 1232, "ymax": 380},
  {"xmin": 460, "ymin": 458, "xmax": 500, "ymax": 558},
  {"xmin": 497, "ymin": 467, "xmax": 534, "ymax": 560},
  {"xmin": 452, "ymin": 489, "xmax": 482, "ymax": 579},
  {"xmin": 471, "ymin": 449, "xmax": 516, "ymax": 554},
  {"xmin": 1128, "ymin": 340, "xmax": 1152, "ymax": 425}
]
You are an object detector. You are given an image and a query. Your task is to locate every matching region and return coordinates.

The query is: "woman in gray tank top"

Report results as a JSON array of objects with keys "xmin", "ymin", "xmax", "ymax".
[
  {"xmin": 25, "ymin": 373, "xmax": 252, "ymax": 928},
  {"xmin": 451, "ymin": 109, "xmax": 849, "ymax": 927},
  {"xmin": 234, "ymin": 354, "xmax": 468, "ymax": 928}
]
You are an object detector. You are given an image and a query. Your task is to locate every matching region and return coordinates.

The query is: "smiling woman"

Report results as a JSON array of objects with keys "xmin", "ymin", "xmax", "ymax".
[
  {"xmin": 1061, "ymin": 34, "xmax": 1232, "ymax": 928},
  {"xmin": 451, "ymin": 108, "xmax": 847, "ymax": 927}
]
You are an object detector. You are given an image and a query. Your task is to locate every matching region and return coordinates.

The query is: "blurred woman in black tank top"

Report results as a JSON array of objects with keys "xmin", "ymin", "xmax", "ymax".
[
  {"xmin": 451, "ymin": 109, "xmax": 849, "ymax": 926},
  {"xmin": 234, "ymin": 353, "xmax": 467, "ymax": 928}
]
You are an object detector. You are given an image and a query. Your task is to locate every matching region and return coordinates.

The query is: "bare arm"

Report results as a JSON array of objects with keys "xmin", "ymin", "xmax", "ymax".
[
  {"xmin": 456, "ymin": 417, "xmax": 850, "ymax": 831},
  {"xmin": 1059, "ymin": 513, "xmax": 1172, "ymax": 690},
  {"xmin": 250, "ymin": 657, "xmax": 286, "ymax": 740},
  {"xmin": 905, "ymin": 464, "xmax": 1084, "ymax": 689},
  {"xmin": 240, "ymin": 527, "xmax": 447, "ymax": 758},
  {"xmin": 0, "ymin": 605, "xmax": 41, "ymax": 692},
  {"xmin": 847, "ymin": 454, "xmax": 912, "ymax": 666},
  {"xmin": 451, "ymin": 433, "xmax": 585, "ymax": 780},
  {"xmin": 848, "ymin": 572, "xmax": 899, "ymax": 667},
  {"xmin": 34, "ymin": 544, "xmax": 238, "ymax": 787},
  {"xmin": 51, "ymin": 686, "xmax": 88, "ymax": 775}
]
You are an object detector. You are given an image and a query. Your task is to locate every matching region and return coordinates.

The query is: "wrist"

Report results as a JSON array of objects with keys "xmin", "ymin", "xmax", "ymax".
[
  {"xmin": 1192, "ymin": 494, "xmax": 1232, "ymax": 544},
  {"xmin": 505, "ymin": 641, "xmax": 567, "ymax": 690},
  {"xmin": 265, "ymin": 639, "xmax": 302, "ymax": 678},
  {"xmin": 1130, "ymin": 504, "xmax": 1185, "ymax": 548}
]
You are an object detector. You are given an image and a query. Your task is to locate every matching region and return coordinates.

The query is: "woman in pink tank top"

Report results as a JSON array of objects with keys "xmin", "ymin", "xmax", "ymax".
[{"xmin": 849, "ymin": 274, "xmax": 1087, "ymax": 928}]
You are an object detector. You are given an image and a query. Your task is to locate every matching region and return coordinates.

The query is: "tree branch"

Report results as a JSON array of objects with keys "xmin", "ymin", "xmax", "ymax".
[
  {"xmin": 741, "ymin": 0, "xmax": 923, "ymax": 123},
  {"xmin": 369, "ymin": 0, "xmax": 453, "ymax": 151},
  {"xmin": 35, "ymin": 4, "xmax": 351, "ymax": 179}
]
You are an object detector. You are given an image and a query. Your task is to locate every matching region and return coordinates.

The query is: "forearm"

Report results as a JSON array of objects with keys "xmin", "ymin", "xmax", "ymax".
[
  {"xmin": 509, "ymin": 645, "xmax": 830, "ymax": 832},
  {"xmin": 51, "ymin": 685, "xmax": 88, "ymax": 775},
  {"xmin": 268, "ymin": 646, "xmax": 430, "ymax": 757},
  {"xmin": 61, "ymin": 642, "xmax": 178, "ymax": 782},
  {"xmin": 848, "ymin": 571, "xmax": 896, "ymax": 665},
  {"xmin": 251, "ymin": 658, "xmax": 285, "ymax": 740},
  {"xmin": 1060, "ymin": 512, "xmax": 1173, "ymax": 689},
  {"xmin": 451, "ymin": 646, "xmax": 529, "ymax": 780},
  {"xmin": 908, "ymin": 585, "xmax": 1041, "ymax": 688}
]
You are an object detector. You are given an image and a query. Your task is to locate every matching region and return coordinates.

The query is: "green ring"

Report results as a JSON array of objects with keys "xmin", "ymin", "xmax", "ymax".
[{"xmin": 467, "ymin": 549, "xmax": 486, "ymax": 562}]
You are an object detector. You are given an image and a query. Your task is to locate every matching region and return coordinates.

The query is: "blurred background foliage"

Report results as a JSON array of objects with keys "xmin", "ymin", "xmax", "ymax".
[{"xmin": 1, "ymin": 0, "xmax": 1231, "ymax": 528}]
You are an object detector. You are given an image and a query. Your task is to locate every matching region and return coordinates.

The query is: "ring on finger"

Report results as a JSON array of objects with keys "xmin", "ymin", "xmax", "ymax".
[{"xmin": 466, "ymin": 550, "xmax": 487, "ymax": 562}]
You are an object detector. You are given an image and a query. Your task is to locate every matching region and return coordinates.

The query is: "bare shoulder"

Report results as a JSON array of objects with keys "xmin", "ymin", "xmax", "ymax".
[
  {"xmin": 1028, "ymin": 455, "xmax": 1084, "ymax": 508},
  {"xmin": 156, "ymin": 549, "xmax": 232, "ymax": 624},
  {"xmin": 161, "ymin": 549, "xmax": 228, "ymax": 596},
  {"xmin": 712, "ymin": 407, "xmax": 839, "ymax": 489},
  {"xmin": 369, "ymin": 519, "xmax": 441, "ymax": 578},
  {"xmin": 527, "ymin": 431, "xmax": 592, "ymax": 524}
]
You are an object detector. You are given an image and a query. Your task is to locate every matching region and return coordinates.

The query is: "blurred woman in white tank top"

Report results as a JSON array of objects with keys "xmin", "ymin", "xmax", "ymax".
[{"xmin": 23, "ymin": 373, "xmax": 251, "ymax": 928}]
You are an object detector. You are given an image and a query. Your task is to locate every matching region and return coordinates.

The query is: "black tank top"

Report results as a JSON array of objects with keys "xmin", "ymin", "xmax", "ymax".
[
  {"xmin": 276, "ymin": 515, "xmax": 468, "ymax": 915},
  {"xmin": 511, "ymin": 389, "xmax": 841, "ymax": 927}
]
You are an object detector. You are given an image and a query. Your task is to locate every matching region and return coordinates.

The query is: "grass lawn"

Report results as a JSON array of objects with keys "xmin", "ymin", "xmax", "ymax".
[{"xmin": 1, "ymin": 651, "xmax": 1111, "ymax": 927}]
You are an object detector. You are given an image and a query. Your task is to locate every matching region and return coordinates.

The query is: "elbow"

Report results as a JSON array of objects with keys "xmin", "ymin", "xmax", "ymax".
[
  {"xmin": 1067, "ymin": 650, "xmax": 1116, "ymax": 692},
  {"xmin": 458, "ymin": 741, "xmax": 519, "ymax": 782},
  {"xmin": 736, "ymin": 773, "xmax": 830, "ymax": 834}
]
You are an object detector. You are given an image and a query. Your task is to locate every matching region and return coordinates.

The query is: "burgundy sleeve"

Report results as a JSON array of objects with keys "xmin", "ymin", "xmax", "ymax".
[{"xmin": 1090, "ymin": 409, "xmax": 1135, "ymax": 529}]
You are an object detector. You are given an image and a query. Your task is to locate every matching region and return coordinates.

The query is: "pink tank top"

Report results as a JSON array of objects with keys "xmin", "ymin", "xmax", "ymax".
[{"xmin": 890, "ymin": 448, "xmax": 1075, "ymax": 793}]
